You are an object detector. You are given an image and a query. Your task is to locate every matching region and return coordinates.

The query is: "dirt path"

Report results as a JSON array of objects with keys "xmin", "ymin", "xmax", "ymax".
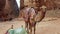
[{"xmin": 0, "ymin": 17, "xmax": 60, "ymax": 34}]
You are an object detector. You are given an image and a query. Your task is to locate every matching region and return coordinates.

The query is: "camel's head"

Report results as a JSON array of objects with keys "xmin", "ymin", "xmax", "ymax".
[{"xmin": 34, "ymin": 5, "xmax": 47, "ymax": 22}]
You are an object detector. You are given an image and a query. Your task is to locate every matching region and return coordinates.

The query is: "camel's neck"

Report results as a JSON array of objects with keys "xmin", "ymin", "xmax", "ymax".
[{"xmin": 35, "ymin": 9, "xmax": 46, "ymax": 22}]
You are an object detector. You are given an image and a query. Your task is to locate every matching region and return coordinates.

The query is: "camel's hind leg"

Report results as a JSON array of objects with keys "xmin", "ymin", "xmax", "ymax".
[
  {"xmin": 25, "ymin": 22, "xmax": 29, "ymax": 34},
  {"xmin": 33, "ymin": 22, "xmax": 36, "ymax": 34},
  {"xmin": 29, "ymin": 23, "xmax": 32, "ymax": 34}
]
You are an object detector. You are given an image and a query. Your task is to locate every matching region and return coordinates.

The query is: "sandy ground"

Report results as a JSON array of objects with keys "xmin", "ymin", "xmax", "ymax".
[
  {"xmin": 0, "ymin": 9, "xmax": 60, "ymax": 34},
  {"xmin": 0, "ymin": 17, "xmax": 60, "ymax": 34}
]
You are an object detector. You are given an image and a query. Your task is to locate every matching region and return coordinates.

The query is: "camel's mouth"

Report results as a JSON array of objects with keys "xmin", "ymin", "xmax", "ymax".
[{"xmin": 16, "ymin": 0, "xmax": 20, "ymax": 8}]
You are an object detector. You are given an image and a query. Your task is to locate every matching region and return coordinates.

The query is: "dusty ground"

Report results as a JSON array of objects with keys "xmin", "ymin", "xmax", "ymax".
[
  {"xmin": 0, "ymin": 17, "xmax": 60, "ymax": 34},
  {"xmin": 0, "ymin": 9, "xmax": 60, "ymax": 34}
]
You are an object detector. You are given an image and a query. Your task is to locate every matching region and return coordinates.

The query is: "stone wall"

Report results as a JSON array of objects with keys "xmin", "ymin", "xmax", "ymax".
[
  {"xmin": 20, "ymin": 0, "xmax": 24, "ymax": 9},
  {"xmin": 0, "ymin": 0, "xmax": 19, "ymax": 21},
  {"xmin": 0, "ymin": 0, "xmax": 6, "ymax": 10},
  {"xmin": 45, "ymin": 9, "xmax": 60, "ymax": 18}
]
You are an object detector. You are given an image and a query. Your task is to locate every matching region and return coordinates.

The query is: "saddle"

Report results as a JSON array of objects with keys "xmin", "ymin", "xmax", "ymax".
[{"xmin": 6, "ymin": 26, "xmax": 27, "ymax": 34}]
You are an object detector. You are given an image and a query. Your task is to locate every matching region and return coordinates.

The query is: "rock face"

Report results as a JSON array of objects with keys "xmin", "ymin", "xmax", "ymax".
[
  {"xmin": 44, "ymin": 0, "xmax": 60, "ymax": 9},
  {"xmin": 20, "ymin": 0, "xmax": 24, "ymax": 10},
  {"xmin": 0, "ymin": 0, "xmax": 19, "ymax": 21},
  {"xmin": 0, "ymin": 0, "xmax": 6, "ymax": 21},
  {"xmin": 0, "ymin": 0, "xmax": 6, "ymax": 11},
  {"xmin": 7, "ymin": 0, "xmax": 19, "ymax": 17},
  {"xmin": 23, "ymin": 0, "xmax": 60, "ymax": 10}
]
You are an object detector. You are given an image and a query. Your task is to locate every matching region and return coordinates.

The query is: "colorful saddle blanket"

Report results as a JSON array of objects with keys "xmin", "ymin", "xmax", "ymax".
[{"xmin": 8, "ymin": 27, "xmax": 27, "ymax": 34}]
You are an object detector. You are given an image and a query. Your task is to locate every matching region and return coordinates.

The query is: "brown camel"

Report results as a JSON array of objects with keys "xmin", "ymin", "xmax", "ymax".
[{"xmin": 20, "ymin": 5, "xmax": 47, "ymax": 34}]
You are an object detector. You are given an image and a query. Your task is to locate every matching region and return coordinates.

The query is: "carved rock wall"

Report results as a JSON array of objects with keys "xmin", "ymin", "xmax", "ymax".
[{"xmin": 0, "ymin": 0, "xmax": 19, "ymax": 21}]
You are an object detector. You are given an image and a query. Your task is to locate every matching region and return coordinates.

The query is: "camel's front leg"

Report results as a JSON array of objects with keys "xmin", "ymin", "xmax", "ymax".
[
  {"xmin": 30, "ymin": 26, "xmax": 32, "ymax": 34},
  {"xmin": 25, "ymin": 22, "xmax": 28, "ymax": 30},
  {"xmin": 29, "ymin": 24, "xmax": 32, "ymax": 34}
]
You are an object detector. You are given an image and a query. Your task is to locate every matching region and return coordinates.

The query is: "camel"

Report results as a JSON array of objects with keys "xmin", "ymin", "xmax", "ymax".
[{"xmin": 20, "ymin": 5, "xmax": 47, "ymax": 34}]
